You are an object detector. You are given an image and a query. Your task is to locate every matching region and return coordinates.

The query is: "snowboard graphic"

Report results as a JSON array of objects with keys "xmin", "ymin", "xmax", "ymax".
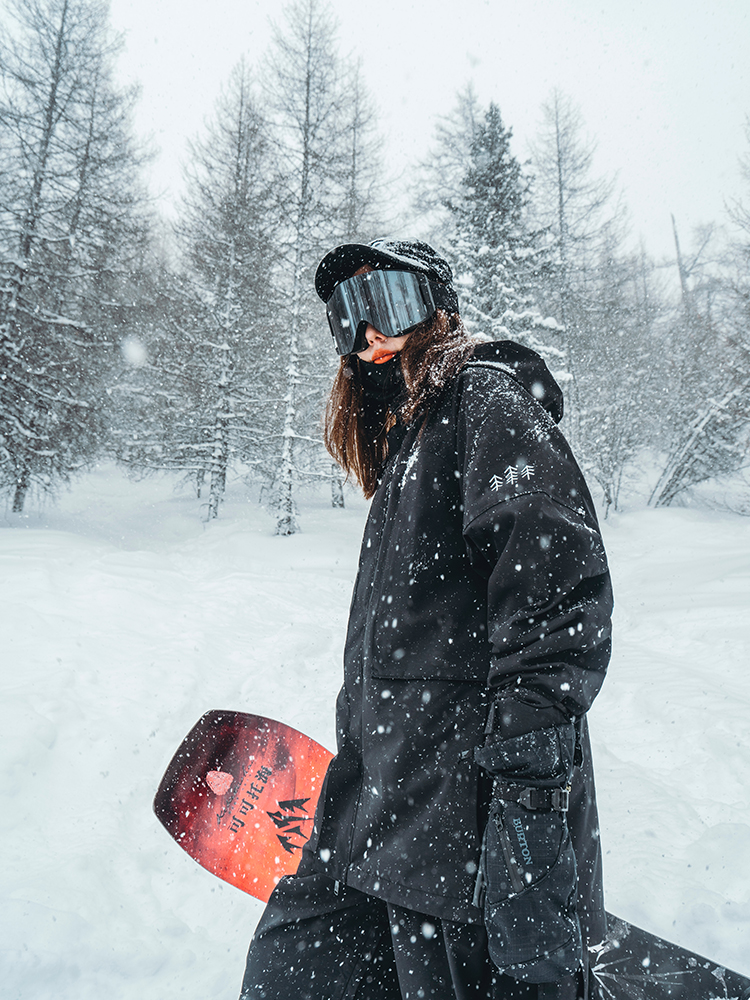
[
  {"xmin": 153, "ymin": 710, "xmax": 332, "ymax": 901},
  {"xmin": 154, "ymin": 711, "xmax": 750, "ymax": 998}
]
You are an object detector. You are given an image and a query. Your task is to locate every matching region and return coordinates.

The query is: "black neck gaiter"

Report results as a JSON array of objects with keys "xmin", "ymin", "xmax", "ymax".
[{"xmin": 357, "ymin": 355, "xmax": 405, "ymax": 407}]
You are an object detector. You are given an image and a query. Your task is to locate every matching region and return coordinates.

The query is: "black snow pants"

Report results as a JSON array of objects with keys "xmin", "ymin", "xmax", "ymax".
[{"xmin": 239, "ymin": 857, "xmax": 587, "ymax": 1000}]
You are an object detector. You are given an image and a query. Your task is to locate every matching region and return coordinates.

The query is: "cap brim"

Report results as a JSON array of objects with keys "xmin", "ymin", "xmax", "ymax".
[{"xmin": 314, "ymin": 243, "xmax": 432, "ymax": 302}]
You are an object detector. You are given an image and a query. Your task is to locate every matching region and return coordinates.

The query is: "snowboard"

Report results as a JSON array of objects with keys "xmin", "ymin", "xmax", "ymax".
[
  {"xmin": 154, "ymin": 710, "xmax": 750, "ymax": 999},
  {"xmin": 590, "ymin": 914, "xmax": 750, "ymax": 1000},
  {"xmin": 153, "ymin": 710, "xmax": 332, "ymax": 900}
]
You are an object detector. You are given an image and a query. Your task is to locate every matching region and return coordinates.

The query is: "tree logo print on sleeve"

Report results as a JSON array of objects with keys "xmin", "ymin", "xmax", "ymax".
[{"xmin": 490, "ymin": 465, "xmax": 536, "ymax": 491}]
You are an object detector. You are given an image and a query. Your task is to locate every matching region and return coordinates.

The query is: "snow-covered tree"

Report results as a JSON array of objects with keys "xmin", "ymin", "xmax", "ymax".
[
  {"xmin": 264, "ymin": 0, "xmax": 382, "ymax": 533},
  {"xmin": 0, "ymin": 0, "xmax": 149, "ymax": 511},
  {"xmin": 726, "ymin": 117, "xmax": 750, "ymax": 370},
  {"xmin": 529, "ymin": 90, "xmax": 620, "ymax": 311},
  {"xmin": 649, "ymin": 211, "xmax": 750, "ymax": 507},
  {"xmin": 575, "ymin": 245, "xmax": 664, "ymax": 513},
  {"xmin": 528, "ymin": 91, "xmax": 625, "ymax": 404},
  {"xmin": 116, "ymin": 64, "xmax": 283, "ymax": 518},
  {"xmin": 411, "ymin": 83, "xmax": 482, "ymax": 240},
  {"xmin": 339, "ymin": 60, "xmax": 385, "ymax": 245},
  {"xmin": 448, "ymin": 103, "xmax": 559, "ymax": 352},
  {"xmin": 527, "ymin": 90, "xmax": 658, "ymax": 511}
]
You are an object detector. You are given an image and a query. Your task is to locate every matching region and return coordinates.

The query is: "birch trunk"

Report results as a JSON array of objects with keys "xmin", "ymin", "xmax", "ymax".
[
  {"xmin": 331, "ymin": 464, "xmax": 345, "ymax": 508},
  {"xmin": 275, "ymin": 260, "xmax": 301, "ymax": 535},
  {"xmin": 207, "ymin": 351, "xmax": 231, "ymax": 520}
]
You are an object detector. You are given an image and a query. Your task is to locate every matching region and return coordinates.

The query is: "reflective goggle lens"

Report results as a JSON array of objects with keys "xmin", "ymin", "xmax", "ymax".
[{"xmin": 326, "ymin": 270, "xmax": 437, "ymax": 355}]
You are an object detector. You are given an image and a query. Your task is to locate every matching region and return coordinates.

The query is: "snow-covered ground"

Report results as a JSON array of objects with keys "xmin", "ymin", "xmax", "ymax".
[{"xmin": 1, "ymin": 466, "xmax": 749, "ymax": 999}]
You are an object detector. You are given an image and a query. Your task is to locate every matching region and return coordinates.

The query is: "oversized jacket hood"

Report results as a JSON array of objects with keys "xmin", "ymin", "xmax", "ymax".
[{"xmin": 469, "ymin": 340, "xmax": 564, "ymax": 425}]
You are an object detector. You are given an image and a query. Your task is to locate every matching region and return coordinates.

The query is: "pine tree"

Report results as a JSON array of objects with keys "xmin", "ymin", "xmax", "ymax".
[
  {"xmin": 441, "ymin": 101, "xmax": 563, "ymax": 368},
  {"xmin": 528, "ymin": 90, "xmax": 624, "ymax": 414},
  {"xmin": 411, "ymin": 84, "xmax": 482, "ymax": 241},
  {"xmin": 575, "ymin": 244, "xmax": 663, "ymax": 513},
  {"xmin": 264, "ymin": 0, "xmax": 381, "ymax": 533},
  {"xmin": 529, "ymin": 91, "xmax": 619, "ymax": 310},
  {"xmin": 180, "ymin": 63, "xmax": 281, "ymax": 517},
  {"xmin": 116, "ymin": 64, "xmax": 283, "ymax": 518},
  {"xmin": 649, "ymin": 215, "xmax": 750, "ymax": 507},
  {"xmin": 528, "ymin": 90, "xmax": 656, "ymax": 511},
  {"xmin": 339, "ymin": 60, "xmax": 384, "ymax": 244},
  {"xmin": 725, "ymin": 117, "xmax": 750, "ymax": 405},
  {"xmin": 0, "ymin": 0, "xmax": 150, "ymax": 511}
]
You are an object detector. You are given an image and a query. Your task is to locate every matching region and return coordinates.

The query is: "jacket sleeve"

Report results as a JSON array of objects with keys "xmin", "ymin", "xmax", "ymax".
[{"xmin": 457, "ymin": 368, "xmax": 613, "ymax": 737}]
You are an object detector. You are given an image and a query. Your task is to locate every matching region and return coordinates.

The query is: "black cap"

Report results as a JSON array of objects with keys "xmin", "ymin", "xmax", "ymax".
[{"xmin": 315, "ymin": 238, "xmax": 458, "ymax": 310}]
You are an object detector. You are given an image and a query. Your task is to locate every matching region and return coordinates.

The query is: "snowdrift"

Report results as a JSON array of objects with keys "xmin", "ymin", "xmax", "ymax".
[{"xmin": 1, "ymin": 466, "xmax": 748, "ymax": 999}]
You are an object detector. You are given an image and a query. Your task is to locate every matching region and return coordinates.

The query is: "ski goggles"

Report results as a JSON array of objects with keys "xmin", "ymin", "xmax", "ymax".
[{"xmin": 325, "ymin": 269, "xmax": 451, "ymax": 355}]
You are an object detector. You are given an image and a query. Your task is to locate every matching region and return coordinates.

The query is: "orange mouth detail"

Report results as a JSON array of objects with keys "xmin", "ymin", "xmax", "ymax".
[{"xmin": 371, "ymin": 349, "xmax": 396, "ymax": 364}]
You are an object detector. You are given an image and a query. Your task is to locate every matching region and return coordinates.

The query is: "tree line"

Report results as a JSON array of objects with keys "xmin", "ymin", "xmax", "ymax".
[{"xmin": 2, "ymin": 0, "xmax": 749, "ymax": 530}]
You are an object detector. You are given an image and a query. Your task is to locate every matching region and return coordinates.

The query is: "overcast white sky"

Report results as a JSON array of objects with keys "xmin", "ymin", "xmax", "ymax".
[{"xmin": 109, "ymin": 0, "xmax": 749, "ymax": 262}]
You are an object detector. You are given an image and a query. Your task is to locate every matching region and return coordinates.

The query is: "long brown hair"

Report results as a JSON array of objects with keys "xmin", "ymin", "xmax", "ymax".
[{"xmin": 323, "ymin": 310, "xmax": 474, "ymax": 498}]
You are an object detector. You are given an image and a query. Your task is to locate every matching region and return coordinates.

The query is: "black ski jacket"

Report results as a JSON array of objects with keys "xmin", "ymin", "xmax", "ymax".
[{"xmin": 306, "ymin": 341, "xmax": 613, "ymax": 944}]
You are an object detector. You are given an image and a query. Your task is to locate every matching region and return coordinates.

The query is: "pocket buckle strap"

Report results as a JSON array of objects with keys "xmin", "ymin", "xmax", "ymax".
[{"xmin": 497, "ymin": 782, "xmax": 571, "ymax": 813}]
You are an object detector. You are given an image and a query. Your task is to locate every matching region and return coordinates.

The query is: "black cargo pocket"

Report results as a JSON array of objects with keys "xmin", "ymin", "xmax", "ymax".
[
  {"xmin": 369, "ymin": 655, "xmax": 484, "ymax": 682},
  {"xmin": 478, "ymin": 796, "xmax": 582, "ymax": 982}
]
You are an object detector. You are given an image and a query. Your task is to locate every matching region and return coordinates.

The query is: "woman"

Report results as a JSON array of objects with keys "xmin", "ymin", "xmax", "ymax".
[{"xmin": 240, "ymin": 239, "xmax": 613, "ymax": 999}]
